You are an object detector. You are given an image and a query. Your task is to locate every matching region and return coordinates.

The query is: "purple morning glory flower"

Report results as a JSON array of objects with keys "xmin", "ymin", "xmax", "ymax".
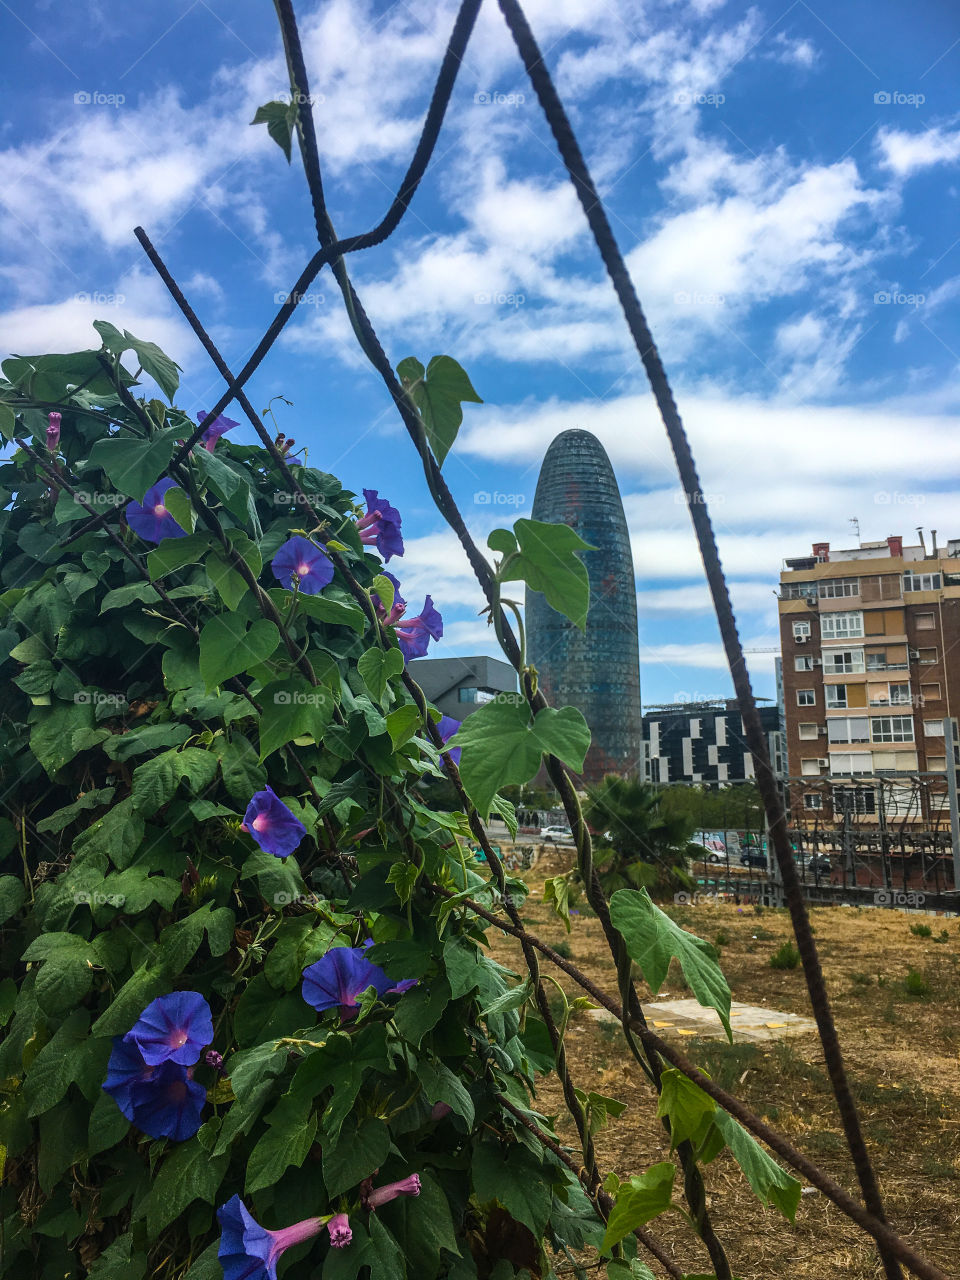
[
  {"xmin": 103, "ymin": 1039, "xmax": 205, "ymax": 1141},
  {"xmin": 356, "ymin": 489, "xmax": 404, "ymax": 561},
  {"xmin": 46, "ymin": 411, "xmax": 61, "ymax": 453},
  {"xmin": 217, "ymin": 1194, "xmax": 325, "ymax": 1280},
  {"xmin": 198, "ymin": 409, "xmax": 240, "ymax": 452},
  {"xmin": 125, "ymin": 477, "xmax": 189, "ymax": 543},
  {"xmin": 365, "ymin": 1173, "xmax": 421, "ymax": 1211},
  {"xmin": 394, "ymin": 596, "xmax": 443, "ymax": 661},
  {"xmin": 437, "ymin": 715, "xmax": 461, "ymax": 767},
  {"xmin": 270, "ymin": 535, "xmax": 334, "ymax": 596},
  {"xmin": 242, "ymin": 787, "xmax": 307, "ymax": 859},
  {"xmin": 124, "ymin": 991, "xmax": 213, "ymax": 1067},
  {"xmin": 327, "ymin": 1213, "xmax": 352, "ymax": 1249},
  {"xmin": 302, "ymin": 946, "xmax": 416, "ymax": 1018}
]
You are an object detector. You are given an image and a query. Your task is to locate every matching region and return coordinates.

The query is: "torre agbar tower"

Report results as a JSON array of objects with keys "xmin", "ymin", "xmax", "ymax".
[{"xmin": 526, "ymin": 429, "xmax": 643, "ymax": 784}]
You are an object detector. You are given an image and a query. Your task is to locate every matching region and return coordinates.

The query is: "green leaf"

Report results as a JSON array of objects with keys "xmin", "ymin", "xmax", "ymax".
[
  {"xmin": 378, "ymin": 1172, "xmax": 458, "ymax": 1278},
  {"xmin": 574, "ymin": 1088, "xmax": 627, "ymax": 1137},
  {"xmin": 607, "ymin": 1263, "xmax": 656, "ymax": 1280},
  {"xmin": 543, "ymin": 875, "xmax": 574, "ymax": 933},
  {"xmin": 72, "ymin": 796, "xmax": 145, "ymax": 869},
  {"xmin": 147, "ymin": 532, "xmax": 213, "ymax": 578},
  {"xmin": 372, "ymin": 573, "xmax": 395, "ymax": 613},
  {"xmin": 656, "ymin": 1069, "xmax": 716, "ymax": 1149},
  {"xmin": 712, "ymin": 1110, "xmax": 801, "ymax": 1222},
  {"xmin": 246, "ymin": 1093, "xmax": 318, "ymax": 1193},
  {"xmin": 600, "ymin": 1162, "xmax": 675, "ymax": 1252},
  {"xmin": 396, "ymin": 355, "xmax": 482, "ymax": 465},
  {"xmin": 418, "ymin": 1059, "xmax": 474, "ymax": 1128},
  {"xmin": 447, "ymin": 699, "xmax": 591, "ymax": 819},
  {"xmin": 0, "ymin": 875, "xmax": 27, "ymax": 925},
  {"xmin": 394, "ymin": 977, "xmax": 450, "ymax": 1048},
  {"xmin": 367, "ymin": 1215, "xmax": 406, "ymax": 1280},
  {"xmin": 206, "ymin": 549, "xmax": 249, "ymax": 611},
  {"xmin": 387, "ymin": 704, "xmax": 422, "ymax": 750},
  {"xmin": 296, "ymin": 591, "xmax": 367, "ymax": 635},
  {"xmin": 23, "ymin": 1009, "xmax": 90, "ymax": 1116},
  {"xmin": 489, "ymin": 792, "xmax": 519, "ymax": 838},
  {"xmin": 358, "ymin": 646, "xmax": 404, "ymax": 703},
  {"xmin": 472, "ymin": 1141, "xmax": 552, "ymax": 1236},
  {"xmin": 386, "ymin": 859, "xmax": 419, "ymax": 906},
  {"xmin": 323, "ymin": 1115, "xmax": 390, "ymax": 1198},
  {"xmin": 94, "ymin": 321, "xmax": 182, "ymax": 400},
  {"xmin": 86, "ymin": 1235, "xmax": 147, "ymax": 1280},
  {"xmin": 257, "ymin": 678, "xmax": 334, "ymax": 760},
  {"xmin": 86, "ymin": 426, "xmax": 182, "ymax": 502},
  {"xmin": 162, "ymin": 485, "xmax": 194, "ymax": 534},
  {"xmin": 251, "ymin": 99, "xmax": 299, "ymax": 162},
  {"xmin": 608, "ymin": 889, "xmax": 732, "ymax": 1039},
  {"xmin": 144, "ymin": 1136, "xmax": 228, "ymax": 1236},
  {"xmin": 199, "ymin": 615, "xmax": 280, "ymax": 689},
  {"xmin": 495, "ymin": 517, "xmax": 594, "ymax": 631}
]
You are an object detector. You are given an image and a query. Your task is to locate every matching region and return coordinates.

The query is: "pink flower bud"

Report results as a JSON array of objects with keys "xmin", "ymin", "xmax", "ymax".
[
  {"xmin": 46, "ymin": 412, "xmax": 61, "ymax": 453},
  {"xmin": 365, "ymin": 1173, "xmax": 421, "ymax": 1210},
  {"xmin": 326, "ymin": 1212, "xmax": 352, "ymax": 1248}
]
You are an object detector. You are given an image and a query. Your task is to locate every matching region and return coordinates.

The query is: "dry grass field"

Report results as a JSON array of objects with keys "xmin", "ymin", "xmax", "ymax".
[{"xmin": 485, "ymin": 853, "xmax": 960, "ymax": 1279}]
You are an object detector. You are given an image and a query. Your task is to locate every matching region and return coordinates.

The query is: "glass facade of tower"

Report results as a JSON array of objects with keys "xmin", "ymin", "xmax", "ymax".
[{"xmin": 526, "ymin": 429, "xmax": 643, "ymax": 783}]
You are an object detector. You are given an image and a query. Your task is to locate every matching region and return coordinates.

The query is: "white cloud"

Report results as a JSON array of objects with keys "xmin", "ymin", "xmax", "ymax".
[{"xmin": 876, "ymin": 124, "xmax": 960, "ymax": 178}]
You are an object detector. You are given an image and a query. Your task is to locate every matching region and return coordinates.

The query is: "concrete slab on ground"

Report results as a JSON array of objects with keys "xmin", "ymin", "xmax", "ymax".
[{"xmin": 587, "ymin": 998, "xmax": 817, "ymax": 1042}]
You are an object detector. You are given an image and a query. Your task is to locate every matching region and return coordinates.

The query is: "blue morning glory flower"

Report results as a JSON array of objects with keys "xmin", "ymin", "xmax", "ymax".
[
  {"xmin": 301, "ymin": 946, "xmax": 416, "ymax": 1018},
  {"xmin": 125, "ymin": 478, "xmax": 188, "ymax": 543},
  {"xmin": 124, "ymin": 990, "xmax": 214, "ymax": 1066},
  {"xmin": 217, "ymin": 1194, "xmax": 326, "ymax": 1280},
  {"xmin": 437, "ymin": 715, "xmax": 461, "ymax": 766},
  {"xmin": 394, "ymin": 595, "xmax": 442, "ymax": 661},
  {"xmin": 270, "ymin": 535, "xmax": 334, "ymax": 596},
  {"xmin": 103, "ymin": 1039, "xmax": 205, "ymax": 1141},
  {"xmin": 357, "ymin": 488, "xmax": 404, "ymax": 561},
  {"xmin": 242, "ymin": 786, "xmax": 307, "ymax": 858},
  {"xmin": 197, "ymin": 409, "xmax": 240, "ymax": 452}
]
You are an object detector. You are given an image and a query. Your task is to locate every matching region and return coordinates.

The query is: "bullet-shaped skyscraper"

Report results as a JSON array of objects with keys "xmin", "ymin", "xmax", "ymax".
[{"xmin": 526, "ymin": 429, "xmax": 642, "ymax": 783}]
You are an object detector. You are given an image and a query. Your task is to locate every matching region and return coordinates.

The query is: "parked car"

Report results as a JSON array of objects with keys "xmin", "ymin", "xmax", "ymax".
[
  {"xmin": 740, "ymin": 849, "xmax": 768, "ymax": 869},
  {"xmin": 797, "ymin": 853, "xmax": 832, "ymax": 877},
  {"xmin": 540, "ymin": 825, "xmax": 574, "ymax": 844},
  {"xmin": 690, "ymin": 840, "xmax": 726, "ymax": 865}
]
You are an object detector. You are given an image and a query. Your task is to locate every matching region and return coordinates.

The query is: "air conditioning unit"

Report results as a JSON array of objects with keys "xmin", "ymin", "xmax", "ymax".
[
  {"xmin": 909, "ymin": 649, "xmax": 920, "ymax": 660},
  {"xmin": 818, "ymin": 726, "xmax": 828, "ymax": 734},
  {"xmin": 796, "ymin": 635, "xmax": 808, "ymax": 644},
  {"xmin": 812, "ymin": 658, "xmax": 823, "ymax": 666},
  {"xmin": 817, "ymin": 758, "xmax": 830, "ymax": 767}
]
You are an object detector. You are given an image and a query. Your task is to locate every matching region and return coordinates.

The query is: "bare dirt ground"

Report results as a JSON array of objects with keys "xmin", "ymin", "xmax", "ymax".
[{"xmin": 485, "ymin": 850, "xmax": 960, "ymax": 1279}]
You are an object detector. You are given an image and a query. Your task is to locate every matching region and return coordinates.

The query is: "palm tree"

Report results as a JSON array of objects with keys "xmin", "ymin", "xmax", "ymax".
[{"xmin": 582, "ymin": 774, "xmax": 697, "ymax": 899}]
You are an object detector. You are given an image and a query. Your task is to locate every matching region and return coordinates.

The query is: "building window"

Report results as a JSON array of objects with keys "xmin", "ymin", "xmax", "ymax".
[
  {"xmin": 821, "ymin": 611, "xmax": 863, "ymax": 639},
  {"xmin": 927, "ymin": 755, "xmax": 947, "ymax": 771},
  {"xmin": 797, "ymin": 689, "xmax": 815, "ymax": 706},
  {"xmin": 827, "ymin": 717, "xmax": 869, "ymax": 744},
  {"xmin": 918, "ymin": 647, "xmax": 938, "ymax": 664},
  {"xmin": 803, "ymin": 793, "xmax": 823, "ymax": 810},
  {"xmin": 793, "ymin": 620, "xmax": 812, "ymax": 639},
  {"xmin": 825, "ymin": 685, "xmax": 847, "ymax": 709},
  {"xmin": 824, "ymin": 648, "xmax": 864, "ymax": 674},
  {"xmin": 903, "ymin": 572, "xmax": 941, "ymax": 591},
  {"xmin": 458, "ymin": 687, "xmax": 495, "ymax": 704},
  {"xmin": 920, "ymin": 682, "xmax": 942, "ymax": 700},
  {"xmin": 795, "ymin": 655, "xmax": 814, "ymax": 671},
  {"xmin": 819, "ymin": 578, "xmax": 859, "ymax": 598},
  {"xmin": 833, "ymin": 786, "xmax": 877, "ymax": 814},
  {"xmin": 831, "ymin": 753, "xmax": 872, "ymax": 776},
  {"xmin": 800, "ymin": 759, "xmax": 821, "ymax": 776},
  {"xmin": 689, "ymin": 718, "xmax": 701, "ymax": 739},
  {"xmin": 866, "ymin": 650, "xmax": 887, "ymax": 670},
  {"xmin": 888, "ymin": 683, "xmax": 911, "ymax": 705},
  {"xmin": 870, "ymin": 716, "xmax": 914, "ymax": 743},
  {"xmin": 798, "ymin": 723, "xmax": 820, "ymax": 740},
  {"xmin": 925, "ymin": 720, "xmax": 945, "ymax": 737},
  {"xmin": 915, "ymin": 612, "xmax": 936, "ymax": 631},
  {"xmin": 782, "ymin": 581, "xmax": 817, "ymax": 599}
]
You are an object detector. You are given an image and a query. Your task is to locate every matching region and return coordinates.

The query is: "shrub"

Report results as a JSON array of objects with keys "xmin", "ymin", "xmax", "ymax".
[
  {"xmin": 714, "ymin": 928, "xmax": 730, "ymax": 947},
  {"xmin": 903, "ymin": 969, "xmax": 931, "ymax": 998},
  {"xmin": 549, "ymin": 939, "xmax": 573, "ymax": 959},
  {"xmin": 769, "ymin": 942, "xmax": 801, "ymax": 970},
  {"xmin": 910, "ymin": 922, "xmax": 932, "ymax": 938}
]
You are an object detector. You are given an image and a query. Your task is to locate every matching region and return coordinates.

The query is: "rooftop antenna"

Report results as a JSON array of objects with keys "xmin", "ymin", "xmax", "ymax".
[
  {"xmin": 916, "ymin": 526, "xmax": 927, "ymax": 556},
  {"xmin": 849, "ymin": 516, "xmax": 860, "ymax": 544}
]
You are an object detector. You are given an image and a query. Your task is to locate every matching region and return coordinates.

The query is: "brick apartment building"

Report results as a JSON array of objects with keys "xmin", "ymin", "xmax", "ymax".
[{"xmin": 778, "ymin": 532, "xmax": 960, "ymax": 824}]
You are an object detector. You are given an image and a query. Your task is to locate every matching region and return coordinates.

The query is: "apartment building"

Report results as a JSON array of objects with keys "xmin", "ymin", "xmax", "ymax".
[
  {"xmin": 778, "ymin": 533, "xmax": 960, "ymax": 823},
  {"xmin": 643, "ymin": 700, "xmax": 783, "ymax": 785}
]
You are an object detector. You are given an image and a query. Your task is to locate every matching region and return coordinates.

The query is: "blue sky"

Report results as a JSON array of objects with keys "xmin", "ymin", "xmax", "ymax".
[{"xmin": 3, "ymin": 0, "xmax": 960, "ymax": 708}]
